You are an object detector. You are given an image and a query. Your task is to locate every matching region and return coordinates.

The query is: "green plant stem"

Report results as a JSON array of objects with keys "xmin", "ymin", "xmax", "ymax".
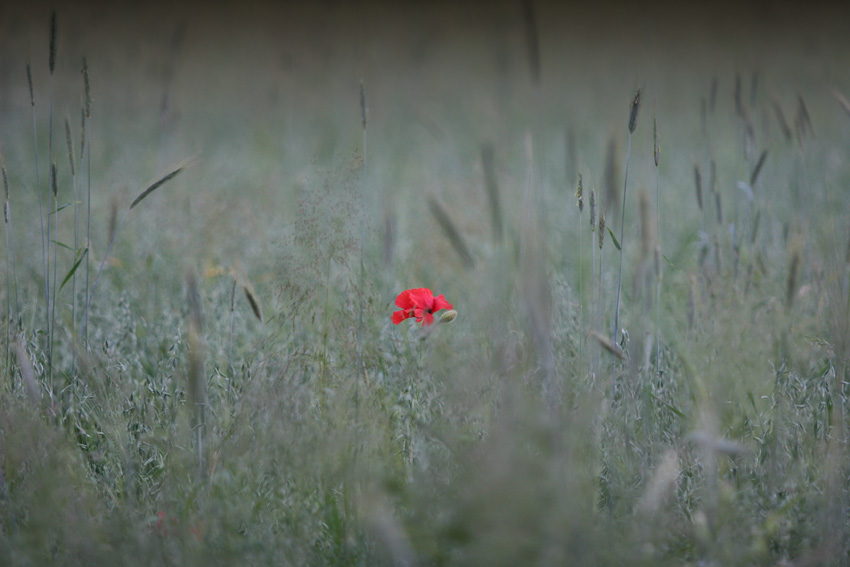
[{"xmin": 613, "ymin": 133, "xmax": 631, "ymax": 343}]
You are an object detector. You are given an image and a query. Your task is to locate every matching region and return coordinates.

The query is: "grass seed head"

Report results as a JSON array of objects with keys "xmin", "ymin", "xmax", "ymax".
[
  {"xmin": 750, "ymin": 150, "xmax": 768, "ymax": 187},
  {"xmin": 50, "ymin": 162, "xmax": 58, "ymax": 197},
  {"xmin": 629, "ymin": 87, "xmax": 642, "ymax": 133},
  {"xmin": 64, "ymin": 117, "xmax": 75, "ymax": 176},
  {"xmin": 242, "ymin": 284, "xmax": 264, "ymax": 323},
  {"xmin": 653, "ymin": 104, "xmax": 660, "ymax": 167},
  {"xmin": 589, "ymin": 189, "xmax": 597, "ymax": 232},
  {"xmin": 2, "ymin": 165, "xmax": 8, "ymax": 224},
  {"xmin": 604, "ymin": 138, "xmax": 618, "ymax": 214},
  {"xmin": 49, "ymin": 10, "xmax": 57, "ymax": 75},
  {"xmin": 693, "ymin": 164, "xmax": 703, "ymax": 211},
  {"xmin": 771, "ymin": 95, "xmax": 792, "ymax": 141},
  {"xmin": 576, "ymin": 173, "xmax": 583, "ymax": 212},
  {"xmin": 360, "ymin": 80, "xmax": 367, "ymax": 130},
  {"xmin": 26, "ymin": 64, "xmax": 34, "ymax": 107},
  {"xmin": 598, "ymin": 213, "xmax": 606, "ymax": 249},
  {"xmin": 82, "ymin": 56, "xmax": 92, "ymax": 118}
]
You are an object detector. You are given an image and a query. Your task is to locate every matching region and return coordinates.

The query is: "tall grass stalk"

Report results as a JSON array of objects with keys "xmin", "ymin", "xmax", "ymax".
[
  {"xmin": 65, "ymin": 117, "xmax": 78, "ymax": 371},
  {"xmin": 26, "ymin": 63, "xmax": 50, "ymax": 368},
  {"xmin": 653, "ymin": 104, "xmax": 661, "ymax": 376},
  {"xmin": 576, "ymin": 174, "xmax": 584, "ymax": 376},
  {"xmin": 613, "ymin": 88, "xmax": 641, "ymax": 343},
  {"xmin": 597, "ymin": 211, "xmax": 605, "ymax": 376},
  {"xmin": 228, "ymin": 278, "xmax": 236, "ymax": 397},
  {"xmin": 49, "ymin": 162, "xmax": 58, "ymax": 384},
  {"xmin": 47, "ymin": 11, "xmax": 57, "ymax": 382},
  {"xmin": 590, "ymin": 189, "xmax": 597, "ymax": 376},
  {"xmin": 2, "ymin": 165, "xmax": 17, "ymax": 380},
  {"xmin": 82, "ymin": 56, "xmax": 92, "ymax": 350},
  {"xmin": 186, "ymin": 272, "xmax": 206, "ymax": 481},
  {"xmin": 357, "ymin": 80, "xmax": 367, "ymax": 383}
]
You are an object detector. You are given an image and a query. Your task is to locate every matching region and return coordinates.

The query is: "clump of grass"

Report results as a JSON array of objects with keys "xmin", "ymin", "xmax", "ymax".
[{"xmin": 81, "ymin": 160, "xmax": 190, "ymax": 334}]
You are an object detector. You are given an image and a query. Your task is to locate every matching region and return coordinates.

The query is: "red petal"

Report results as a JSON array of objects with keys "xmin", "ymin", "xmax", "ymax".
[
  {"xmin": 392, "ymin": 310, "xmax": 410, "ymax": 324},
  {"xmin": 407, "ymin": 288, "xmax": 435, "ymax": 309},
  {"xmin": 422, "ymin": 312, "xmax": 435, "ymax": 326},
  {"xmin": 432, "ymin": 294, "xmax": 453, "ymax": 312},
  {"xmin": 394, "ymin": 290, "xmax": 415, "ymax": 309}
]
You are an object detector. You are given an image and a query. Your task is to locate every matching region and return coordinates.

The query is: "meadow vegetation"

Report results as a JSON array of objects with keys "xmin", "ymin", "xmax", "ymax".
[{"xmin": 1, "ymin": 2, "xmax": 850, "ymax": 565}]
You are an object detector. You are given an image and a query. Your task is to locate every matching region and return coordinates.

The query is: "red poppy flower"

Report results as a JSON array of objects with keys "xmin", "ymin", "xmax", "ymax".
[{"xmin": 392, "ymin": 287, "xmax": 453, "ymax": 326}]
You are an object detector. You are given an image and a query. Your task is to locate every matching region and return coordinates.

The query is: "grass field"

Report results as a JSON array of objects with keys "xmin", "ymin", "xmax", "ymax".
[{"xmin": 2, "ymin": 2, "xmax": 850, "ymax": 565}]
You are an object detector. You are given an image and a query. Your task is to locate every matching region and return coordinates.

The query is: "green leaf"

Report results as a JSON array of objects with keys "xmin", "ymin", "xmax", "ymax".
[
  {"xmin": 607, "ymin": 227, "xmax": 621, "ymax": 251},
  {"xmin": 51, "ymin": 240, "xmax": 74, "ymax": 251},
  {"xmin": 48, "ymin": 201, "xmax": 79, "ymax": 216},
  {"xmin": 58, "ymin": 248, "xmax": 88, "ymax": 293}
]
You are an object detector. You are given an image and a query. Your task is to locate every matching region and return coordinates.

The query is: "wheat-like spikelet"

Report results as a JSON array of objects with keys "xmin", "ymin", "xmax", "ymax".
[
  {"xmin": 130, "ymin": 166, "xmax": 184, "ymax": 209},
  {"xmin": 49, "ymin": 11, "xmax": 57, "ymax": 75},
  {"xmin": 82, "ymin": 57, "xmax": 91, "ymax": 118},
  {"xmin": 786, "ymin": 236, "xmax": 802, "ymax": 309},
  {"xmin": 428, "ymin": 195, "xmax": 474, "ymax": 269},
  {"xmin": 2, "ymin": 165, "xmax": 9, "ymax": 227},
  {"xmin": 693, "ymin": 164, "xmax": 704, "ymax": 212},
  {"xmin": 750, "ymin": 150, "xmax": 768, "ymax": 188},
  {"xmin": 241, "ymin": 280, "xmax": 264, "ymax": 323},
  {"xmin": 750, "ymin": 210, "xmax": 761, "ymax": 244},
  {"xmin": 576, "ymin": 173, "xmax": 584, "ymax": 212},
  {"xmin": 629, "ymin": 88, "xmax": 642, "ymax": 134},
  {"xmin": 771, "ymin": 95, "xmax": 792, "ymax": 141},
  {"xmin": 715, "ymin": 191, "xmax": 722, "ymax": 225},
  {"xmin": 589, "ymin": 330, "xmax": 625, "ymax": 360},
  {"xmin": 64, "ymin": 117, "xmax": 75, "ymax": 176},
  {"xmin": 360, "ymin": 80, "xmax": 367, "ymax": 130},
  {"xmin": 598, "ymin": 213, "xmax": 605, "ymax": 249},
  {"xmin": 604, "ymin": 138, "xmax": 618, "ymax": 215},
  {"xmin": 589, "ymin": 189, "xmax": 597, "ymax": 232},
  {"xmin": 653, "ymin": 109, "xmax": 660, "ymax": 167},
  {"xmin": 481, "ymin": 144, "xmax": 503, "ymax": 242}
]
